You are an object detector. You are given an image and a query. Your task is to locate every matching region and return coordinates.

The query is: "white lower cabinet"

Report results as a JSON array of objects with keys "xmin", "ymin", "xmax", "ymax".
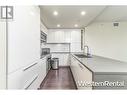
[
  {"xmin": 52, "ymin": 53, "xmax": 69, "ymax": 66},
  {"xmin": 27, "ymin": 58, "xmax": 47, "ymax": 89},
  {"xmin": 70, "ymin": 55, "xmax": 92, "ymax": 89},
  {"xmin": 8, "ymin": 58, "xmax": 46, "ymax": 89}
]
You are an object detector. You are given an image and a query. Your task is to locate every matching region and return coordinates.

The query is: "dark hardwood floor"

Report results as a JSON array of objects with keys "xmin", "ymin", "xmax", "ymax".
[{"xmin": 40, "ymin": 67, "xmax": 76, "ymax": 90}]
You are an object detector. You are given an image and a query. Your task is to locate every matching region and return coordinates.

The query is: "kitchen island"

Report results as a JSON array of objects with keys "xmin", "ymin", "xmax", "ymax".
[{"xmin": 70, "ymin": 53, "xmax": 127, "ymax": 89}]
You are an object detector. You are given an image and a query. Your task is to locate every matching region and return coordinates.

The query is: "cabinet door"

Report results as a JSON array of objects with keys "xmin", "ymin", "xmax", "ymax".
[
  {"xmin": 70, "ymin": 55, "xmax": 92, "ymax": 89},
  {"xmin": 64, "ymin": 31, "xmax": 71, "ymax": 43},
  {"xmin": 8, "ymin": 6, "xmax": 40, "ymax": 73},
  {"xmin": 71, "ymin": 30, "xmax": 81, "ymax": 43},
  {"xmin": 47, "ymin": 30, "xmax": 65, "ymax": 43},
  {"xmin": 47, "ymin": 30, "xmax": 55, "ymax": 43},
  {"xmin": 76, "ymin": 62, "xmax": 92, "ymax": 89},
  {"xmin": 70, "ymin": 55, "xmax": 79, "ymax": 82},
  {"xmin": 55, "ymin": 30, "xmax": 64, "ymax": 43},
  {"xmin": 0, "ymin": 20, "xmax": 6, "ymax": 89},
  {"xmin": 37, "ymin": 58, "xmax": 46, "ymax": 88}
]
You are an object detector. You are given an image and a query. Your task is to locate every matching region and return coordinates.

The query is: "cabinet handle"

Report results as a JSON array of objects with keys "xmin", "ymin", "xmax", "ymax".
[
  {"xmin": 23, "ymin": 62, "xmax": 38, "ymax": 71},
  {"xmin": 78, "ymin": 63, "xmax": 84, "ymax": 70},
  {"xmin": 24, "ymin": 75, "xmax": 38, "ymax": 89}
]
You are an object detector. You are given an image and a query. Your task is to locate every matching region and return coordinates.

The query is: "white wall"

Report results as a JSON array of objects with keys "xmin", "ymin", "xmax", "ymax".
[
  {"xmin": 85, "ymin": 22, "xmax": 127, "ymax": 62},
  {"xmin": 8, "ymin": 6, "xmax": 40, "ymax": 73},
  {"xmin": 0, "ymin": 20, "xmax": 6, "ymax": 89}
]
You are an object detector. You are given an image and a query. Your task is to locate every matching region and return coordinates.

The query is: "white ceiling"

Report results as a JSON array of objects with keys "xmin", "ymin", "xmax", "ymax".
[
  {"xmin": 95, "ymin": 6, "xmax": 127, "ymax": 22},
  {"xmin": 40, "ymin": 6, "xmax": 106, "ymax": 29},
  {"xmin": 40, "ymin": 6, "xmax": 127, "ymax": 29}
]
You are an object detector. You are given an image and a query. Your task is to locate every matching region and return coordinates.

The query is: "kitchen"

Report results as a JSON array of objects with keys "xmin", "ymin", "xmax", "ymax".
[{"xmin": 1, "ymin": 5, "xmax": 127, "ymax": 90}]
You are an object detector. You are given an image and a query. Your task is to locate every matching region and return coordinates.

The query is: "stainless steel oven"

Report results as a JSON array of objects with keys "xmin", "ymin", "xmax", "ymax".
[{"xmin": 41, "ymin": 48, "xmax": 50, "ymax": 58}]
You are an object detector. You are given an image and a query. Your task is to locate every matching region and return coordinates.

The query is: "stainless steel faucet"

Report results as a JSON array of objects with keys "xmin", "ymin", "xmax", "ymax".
[{"xmin": 84, "ymin": 45, "xmax": 91, "ymax": 56}]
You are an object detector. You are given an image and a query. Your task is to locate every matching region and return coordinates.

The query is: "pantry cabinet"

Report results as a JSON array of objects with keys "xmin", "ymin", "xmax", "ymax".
[
  {"xmin": 0, "ymin": 20, "xmax": 6, "ymax": 89},
  {"xmin": 7, "ymin": 6, "xmax": 43, "ymax": 89},
  {"xmin": 8, "ymin": 6, "xmax": 40, "ymax": 73}
]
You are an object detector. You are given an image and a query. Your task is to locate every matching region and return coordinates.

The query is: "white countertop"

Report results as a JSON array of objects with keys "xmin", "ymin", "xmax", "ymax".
[{"xmin": 72, "ymin": 53, "xmax": 127, "ymax": 74}]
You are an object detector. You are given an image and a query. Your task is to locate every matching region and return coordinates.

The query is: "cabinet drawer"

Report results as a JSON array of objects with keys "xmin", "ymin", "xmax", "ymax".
[
  {"xmin": 24, "ymin": 58, "xmax": 47, "ymax": 89},
  {"xmin": 8, "ymin": 61, "xmax": 40, "ymax": 89}
]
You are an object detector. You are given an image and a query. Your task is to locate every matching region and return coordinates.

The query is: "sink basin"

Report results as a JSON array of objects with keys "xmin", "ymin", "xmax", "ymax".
[{"xmin": 74, "ymin": 54, "xmax": 92, "ymax": 58}]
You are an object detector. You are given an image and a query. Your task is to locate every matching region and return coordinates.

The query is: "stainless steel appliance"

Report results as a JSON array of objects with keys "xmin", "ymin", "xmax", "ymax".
[{"xmin": 41, "ymin": 48, "xmax": 50, "ymax": 58}]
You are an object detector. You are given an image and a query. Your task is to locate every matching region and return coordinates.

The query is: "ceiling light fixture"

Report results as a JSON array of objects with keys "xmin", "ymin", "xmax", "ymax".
[
  {"xmin": 53, "ymin": 11, "xmax": 58, "ymax": 16},
  {"xmin": 57, "ymin": 24, "xmax": 61, "ymax": 27},
  {"xmin": 74, "ymin": 24, "xmax": 78, "ymax": 27},
  {"xmin": 81, "ymin": 11, "xmax": 86, "ymax": 16}
]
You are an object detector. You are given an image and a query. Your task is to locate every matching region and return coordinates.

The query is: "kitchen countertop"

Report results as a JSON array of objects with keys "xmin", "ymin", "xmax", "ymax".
[{"xmin": 71, "ymin": 53, "xmax": 127, "ymax": 74}]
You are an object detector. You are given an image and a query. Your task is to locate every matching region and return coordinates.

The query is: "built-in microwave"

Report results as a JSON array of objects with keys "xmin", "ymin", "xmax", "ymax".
[{"xmin": 41, "ymin": 31, "xmax": 47, "ymax": 43}]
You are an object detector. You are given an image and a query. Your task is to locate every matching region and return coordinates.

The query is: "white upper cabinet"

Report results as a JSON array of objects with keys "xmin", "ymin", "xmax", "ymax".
[
  {"xmin": 55, "ymin": 30, "xmax": 65, "ymax": 43},
  {"xmin": 64, "ymin": 31, "xmax": 71, "ymax": 43},
  {"xmin": 47, "ymin": 29, "xmax": 81, "ymax": 43},
  {"xmin": 70, "ymin": 30, "xmax": 81, "ymax": 43},
  {"xmin": 47, "ymin": 30, "xmax": 56, "ymax": 43},
  {"xmin": 47, "ymin": 29, "xmax": 82, "ymax": 52},
  {"xmin": 47, "ymin": 29, "xmax": 65, "ymax": 43}
]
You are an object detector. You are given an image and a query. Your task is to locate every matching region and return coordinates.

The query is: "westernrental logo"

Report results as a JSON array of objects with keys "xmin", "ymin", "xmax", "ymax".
[
  {"xmin": 0, "ymin": 6, "xmax": 13, "ymax": 19},
  {"xmin": 77, "ymin": 80, "xmax": 125, "ymax": 87}
]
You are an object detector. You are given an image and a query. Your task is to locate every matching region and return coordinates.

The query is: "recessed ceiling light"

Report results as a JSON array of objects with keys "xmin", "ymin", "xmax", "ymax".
[
  {"xmin": 81, "ymin": 11, "xmax": 86, "ymax": 16},
  {"xmin": 57, "ymin": 24, "xmax": 61, "ymax": 27},
  {"xmin": 74, "ymin": 24, "xmax": 78, "ymax": 27},
  {"xmin": 53, "ymin": 11, "xmax": 58, "ymax": 16}
]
